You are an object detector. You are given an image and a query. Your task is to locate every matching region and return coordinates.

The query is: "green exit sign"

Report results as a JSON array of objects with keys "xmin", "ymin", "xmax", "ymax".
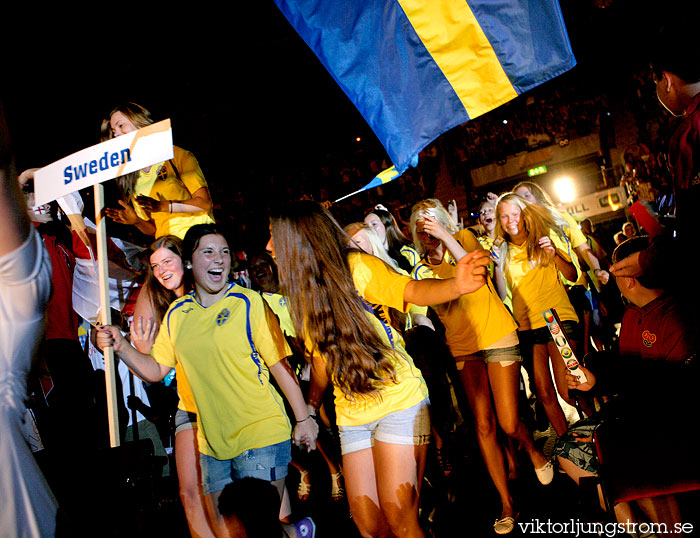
[{"xmin": 528, "ymin": 165, "xmax": 547, "ymax": 177}]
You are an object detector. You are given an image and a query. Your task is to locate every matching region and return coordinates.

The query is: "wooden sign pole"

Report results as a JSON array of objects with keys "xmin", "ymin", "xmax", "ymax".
[{"xmin": 94, "ymin": 183, "xmax": 120, "ymax": 447}]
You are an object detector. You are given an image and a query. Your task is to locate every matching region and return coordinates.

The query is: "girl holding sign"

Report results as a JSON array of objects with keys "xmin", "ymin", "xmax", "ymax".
[
  {"xmin": 101, "ymin": 103, "xmax": 215, "ymax": 239},
  {"xmin": 97, "ymin": 224, "xmax": 318, "ymax": 537},
  {"xmin": 495, "ymin": 193, "xmax": 579, "ymax": 438}
]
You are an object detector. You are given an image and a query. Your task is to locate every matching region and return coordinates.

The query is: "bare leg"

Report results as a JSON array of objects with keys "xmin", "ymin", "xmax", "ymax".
[
  {"xmin": 316, "ymin": 440, "xmax": 340, "ymax": 475},
  {"xmin": 488, "ymin": 361, "xmax": 548, "ymax": 471},
  {"xmin": 373, "ymin": 442, "xmax": 427, "ymax": 538},
  {"xmin": 316, "ymin": 439, "xmax": 344, "ymax": 500},
  {"xmin": 504, "ymin": 437, "xmax": 520, "ymax": 480},
  {"xmin": 460, "ymin": 361, "xmax": 514, "ymax": 519},
  {"xmin": 636, "ymin": 495, "xmax": 683, "ymax": 537},
  {"xmin": 289, "ymin": 460, "xmax": 310, "ymax": 502},
  {"xmin": 557, "ymin": 457, "xmax": 636, "ymax": 525},
  {"xmin": 343, "ymin": 448, "xmax": 392, "ymax": 537},
  {"xmin": 175, "ymin": 428, "xmax": 216, "ymax": 538},
  {"xmin": 531, "ymin": 344, "xmax": 568, "ymax": 436}
]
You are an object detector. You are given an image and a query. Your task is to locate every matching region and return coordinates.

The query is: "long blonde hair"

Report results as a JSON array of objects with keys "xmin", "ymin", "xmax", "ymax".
[
  {"xmin": 409, "ymin": 199, "xmax": 458, "ymax": 256},
  {"xmin": 496, "ymin": 193, "xmax": 567, "ymax": 268},
  {"xmin": 344, "ymin": 222, "xmax": 403, "ymax": 273},
  {"xmin": 513, "ymin": 180, "xmax": 570, "ymax": 228}
]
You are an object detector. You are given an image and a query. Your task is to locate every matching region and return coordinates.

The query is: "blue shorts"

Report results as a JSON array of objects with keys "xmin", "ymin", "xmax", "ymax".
[
  {"xmin": 521, "ymin": 321, "xmax": 579, "ymax": 347},
  {"xmin": 338, "ymin": 399, "xmax": 431, "ymax": 455},
  {"xmin": 199, "ymin": 440, "xmax": 291, "ymax": 495}
]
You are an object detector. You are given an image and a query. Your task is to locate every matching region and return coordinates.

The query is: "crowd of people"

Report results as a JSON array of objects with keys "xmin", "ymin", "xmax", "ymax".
[{"xmin": 2, "ymin": 15, "xmax": 700, "ymax": 538}]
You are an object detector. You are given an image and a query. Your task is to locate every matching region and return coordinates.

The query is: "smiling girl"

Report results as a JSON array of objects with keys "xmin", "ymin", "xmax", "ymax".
[
  {"xmin": 97, "ymin": 224, "xmax": 317, "ymax": 537},
  {"xmin": 495, "ymin": 193, "xmax": 579, "ymax": 438},
  {"xmin": 101, "ymin": 103, "xmax": 215, "ymax": 239}
]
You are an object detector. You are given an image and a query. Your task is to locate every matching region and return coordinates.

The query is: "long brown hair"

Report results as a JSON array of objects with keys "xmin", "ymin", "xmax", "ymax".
[
  {"xmin": 144, "ymin": 235, "xmax": 185, "ymax": 321},
  {"xmin": 101, "ymin": 102, "xmax": 155, "ymax": 202},
  {"xmin": 270, "ymin": 201, "xmax": 397, "ymax": 400}
]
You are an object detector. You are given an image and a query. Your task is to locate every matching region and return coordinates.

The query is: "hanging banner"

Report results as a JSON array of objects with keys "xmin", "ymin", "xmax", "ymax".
[
  {"xmin": 34, "ymin": 119, "xmax": 173, "ymax": 206},
  {"xmin": 560, "ymin": 186, "xmax": 627, "ymax": 220}
]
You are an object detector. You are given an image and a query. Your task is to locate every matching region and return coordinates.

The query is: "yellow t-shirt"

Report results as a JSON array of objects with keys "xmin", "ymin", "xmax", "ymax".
[
  {"xmin": 348, "ymin": 251, "xmax": 412, "ymax": 314},
  {"xmin": 262, "ymin": 292, "xmax": 296, "ymax": 338},
  {"xmin": 552, "ymin": 211, "xmax": 587, "ymax": 287},
  {"xmin": 477, "ymin": 235, "xmax": 495, "ymax": 251},
  {"xmin": 174, "ymin": 364, "xmax": 196, "ymax": 414},
  {"xmin": 350, "ymin": 250, "xmax": 427, "ymax": 332},
  {"xmin": 504, "ymin": 241, "xmax": 579, "ymax": 331},
  {"xmin": 414, "ymin": 229, "xmax": 517, "ymax": 356},
  {"xmin": 132, "ymin": 146, "xmax": 215, "ymax": 239},
  {"xmin": 400, "ymin": 245, "xmax": 421, "ymax": 270},
  {"xmin": 151, "ymin": 284, "xmax": 292, "ymax": 460},
  {"xmin": 477, "ymin": 234, "xmax": 514, "ymax": 313}
]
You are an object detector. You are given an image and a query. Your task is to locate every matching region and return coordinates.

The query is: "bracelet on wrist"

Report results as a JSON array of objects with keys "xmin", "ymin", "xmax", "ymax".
[{"xmin": 297, "ymin": 414, "xmax": 316, "ymax": 423}]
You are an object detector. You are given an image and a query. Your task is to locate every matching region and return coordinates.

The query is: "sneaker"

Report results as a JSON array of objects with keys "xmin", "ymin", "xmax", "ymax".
[{"xmin": 295, "ymin": 517, "xmax": 317, "ymax": 538}]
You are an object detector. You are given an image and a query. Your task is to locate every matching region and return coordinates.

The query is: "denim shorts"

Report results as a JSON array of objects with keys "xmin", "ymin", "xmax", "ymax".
[
  {"xmin": 174, "ymin": 410, "xmax": 197, "ymax": 435},
  {"xmin": 457, "ymin": 344, "xmax": 523, "ymax": 366},
  {"xmin": 338, "ymin": 399, "xmax": 431, "ymax": 455},
  {"xmin": 521, "ymin": 321, "xmax": 579, "ymax": 347},
  {"xmin": 199, "ymin": 440, "xmax": 291, "ymax": 495}
]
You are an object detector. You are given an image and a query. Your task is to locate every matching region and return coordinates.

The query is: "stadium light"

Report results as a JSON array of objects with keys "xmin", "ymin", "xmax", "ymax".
[{"xmin": 553, "ymin": 177, "xmax": 576, "ymax": 203}]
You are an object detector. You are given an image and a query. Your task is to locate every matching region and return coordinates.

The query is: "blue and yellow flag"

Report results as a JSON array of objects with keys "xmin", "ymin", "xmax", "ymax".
[
  {"xmin": 334, "ymin": 165, "xmax": 401, "ymax": 202},
  {"xmin": 274, "ymin": 0, "xmax": 576, "ymax": 175}
]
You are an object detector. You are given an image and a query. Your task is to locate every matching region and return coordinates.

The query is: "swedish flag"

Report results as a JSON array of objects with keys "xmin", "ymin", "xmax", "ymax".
[
  {"xmin": 274, "ymin": 0, "xmax": 576, "ymax": 175},
  {"xmin": 334, "ymin": 165, "xmax": 401, "ymax": 202}
]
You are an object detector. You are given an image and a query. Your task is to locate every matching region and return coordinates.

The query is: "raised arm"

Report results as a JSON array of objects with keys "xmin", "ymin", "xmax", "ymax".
[
  {"xmin": 403, "ymin": 249, "xmax": 490, "ymax": 306},
  {"xmin": 421, "ymin": 216, "xmax": 468, "ymax": 261},
  {"xmin": 539, "ymin": 236, "xmax": 578, "ymax": 283}
]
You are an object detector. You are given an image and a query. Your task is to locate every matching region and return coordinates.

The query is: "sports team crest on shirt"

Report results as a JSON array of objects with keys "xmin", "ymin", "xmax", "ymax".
[
  {"xmin": 156, "ymin": 163, "xmax": 168, "ymax": 182},
  {"xmin": 216, "ymin": 308, "xmax": 231, "ymax": 326},
  {"xmin": 642, "ymin": 329, "xmax": 657, "ymax": 348}
]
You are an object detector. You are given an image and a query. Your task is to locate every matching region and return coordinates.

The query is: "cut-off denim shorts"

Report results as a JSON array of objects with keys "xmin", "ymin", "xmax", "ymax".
[
  {"xmin": 521, "ymin": 321, "xmax": 579, "ymax": 347},
  {"xmin": 174, "ymin": 409, "xmax": 197, "ymax": 435},
  {"xmin": 338, "ymin": 398, "xmax": 431, "ymax": 455},
  {"xmin": 199, "ymin": 439, "xmax": 291, "ymax": 495},
  {"xmin": 457, "ymin": 344, "xmax": 523, "ymax": 367}
]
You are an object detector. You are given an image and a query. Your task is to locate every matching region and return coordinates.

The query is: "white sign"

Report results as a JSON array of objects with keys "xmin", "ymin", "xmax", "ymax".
[
  {"xmin": 560, "ymin": 186, "xmax": 627, "ymax": 220},
  {"xmin": 34, "ymin": 119, "xmax": 174, "ymax": 206}
]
